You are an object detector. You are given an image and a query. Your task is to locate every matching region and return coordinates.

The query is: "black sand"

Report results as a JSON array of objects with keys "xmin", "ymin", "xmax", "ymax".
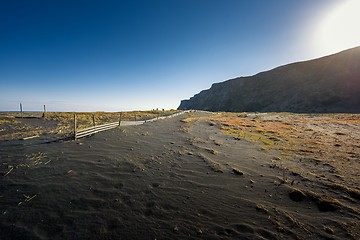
[{"xmin": 0, "ymin": 112, "xmax": 359, "ymax": 239}]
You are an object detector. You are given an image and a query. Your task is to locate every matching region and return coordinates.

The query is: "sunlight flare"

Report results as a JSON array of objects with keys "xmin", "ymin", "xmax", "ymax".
[{"xmin": 314, "ymin": 0, "xmax": 360, "ymax": 55}]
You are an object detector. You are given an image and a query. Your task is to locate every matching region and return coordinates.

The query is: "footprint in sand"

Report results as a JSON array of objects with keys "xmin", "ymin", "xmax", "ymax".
[{"xmin": 151, "ymin": 183, "xmax": 160, "ymax": 188}]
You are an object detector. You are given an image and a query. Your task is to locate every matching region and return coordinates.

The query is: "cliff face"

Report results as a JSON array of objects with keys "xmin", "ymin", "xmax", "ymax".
[{"xmin": 178, "ymin": 46, "xmax": 360, "ymax": 113}]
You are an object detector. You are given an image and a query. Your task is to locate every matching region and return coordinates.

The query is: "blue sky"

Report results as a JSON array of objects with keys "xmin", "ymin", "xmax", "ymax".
[{"xmin": 0, "ymin": 0, "xmax": 357, "ymax": 111}]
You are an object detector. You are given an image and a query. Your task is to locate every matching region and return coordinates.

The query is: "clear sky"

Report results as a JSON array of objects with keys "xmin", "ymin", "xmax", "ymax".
[{"xmin": 1, "ymin": 0, "xmax": 359, "ymax": 111}]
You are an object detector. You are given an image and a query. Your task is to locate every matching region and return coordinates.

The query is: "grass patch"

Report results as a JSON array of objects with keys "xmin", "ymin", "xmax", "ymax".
[
  {"xmin": 202, "ymin": 112, "xmax": 360, "ymax": 188},
  {"xmin": 0, "ymin": 110, "xmax": 180, "ymax": 140}
]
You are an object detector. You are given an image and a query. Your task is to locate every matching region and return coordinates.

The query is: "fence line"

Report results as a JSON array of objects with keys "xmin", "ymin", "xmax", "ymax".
[
  {"xmin": 16, "ymin": 103, "xmax": 47, "ymax": 118},
  {"xmin": 73, "ymin": 111, "xmax": 191, "ymax": 140},
  {"xmin": 145, "ymin": 111, "xmax": 188, "ymax": 122},
  {"xmin": 74, "ymin": 113, "xmax": 121, "ymax": 140},
  {"xmin": 75, "ymin": 121, "xmax": 119, "ymax": 139}
]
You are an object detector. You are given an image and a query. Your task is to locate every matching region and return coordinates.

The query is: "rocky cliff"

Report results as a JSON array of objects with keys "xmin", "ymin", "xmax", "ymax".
[{"xmin": 178, "ymin": 46, "xmax": 360, "ymax": 113}]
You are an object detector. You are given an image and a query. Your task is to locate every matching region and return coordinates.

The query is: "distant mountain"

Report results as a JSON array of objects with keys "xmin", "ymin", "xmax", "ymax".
[{"xmin": 178, "ymin": 46, "xmax": 360, "ymax": 113}]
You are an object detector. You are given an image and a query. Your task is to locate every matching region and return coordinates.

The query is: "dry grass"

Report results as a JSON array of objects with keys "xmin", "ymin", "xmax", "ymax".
[
  {"xmin": 211, "ymin": 116, "xmax": 290, "ymax": 151},
  {"xmin": 203, "ymin": 112, "xmax": 360, "ymax": 187},
  {"xmin": 198, "ymin": 153, "xmax": 224, "ymax": 173},
  {"xmin": 0, "ymin": 110, "xmax": 180, "ymax": 140},
  {"xmin": 18, "ymin": 194, "xmax": 37, "ymax": 206},
  {"xmin": 180, "ymin": 112, "xmax": 360, "ymax": 210},
  {"xmin": 0, "ymin": 118, "xmax": 12, "ymax": 124},
  {"xmin": 255, "ymin": 203, "xmax": 268, "ymax": 214},
  {"xmin": 302, "ymin": 190, "xmax": 360, "ymax": 213},
  {"xmin": 46, "ymin": 110, "xmax": 179, "ymax": 131},
  {"xmin": 26, "ymin": 152, "xmax": 48, "ymax": 166},
  {"xmin": 2, "ymin": 151, "xmax": 50, "ymax": 177}
]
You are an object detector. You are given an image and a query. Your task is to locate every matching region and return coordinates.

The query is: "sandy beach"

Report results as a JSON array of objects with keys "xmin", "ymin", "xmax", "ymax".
[{"xmin": 0, "ymin": 111, "xmax": 359, "ymax": 239}]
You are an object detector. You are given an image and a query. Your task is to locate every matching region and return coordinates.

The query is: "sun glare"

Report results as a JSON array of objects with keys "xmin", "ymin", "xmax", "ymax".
[{"xmin": 314, "ymin": 0, "xmax": 360, "ymax": 55}]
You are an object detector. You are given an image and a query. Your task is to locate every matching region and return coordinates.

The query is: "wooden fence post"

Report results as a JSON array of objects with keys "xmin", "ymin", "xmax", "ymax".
[
  {"xmin": 20, "ymin": 103, "xmax": 23, "ymax": 118},
  {"xmin": 93, "ymin": 114, "xmax": 96, "ymax": 133},
  {"xmin": 42, "ymin": 105, "xmax": 46, "ymax": 118},
  {"xmin": 74, "ymin": 113, "xmax": 77, "ymax": 140},
  {"xmin": 119, "ymin": 112, "xmax": 123, "ymax": 126}
]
